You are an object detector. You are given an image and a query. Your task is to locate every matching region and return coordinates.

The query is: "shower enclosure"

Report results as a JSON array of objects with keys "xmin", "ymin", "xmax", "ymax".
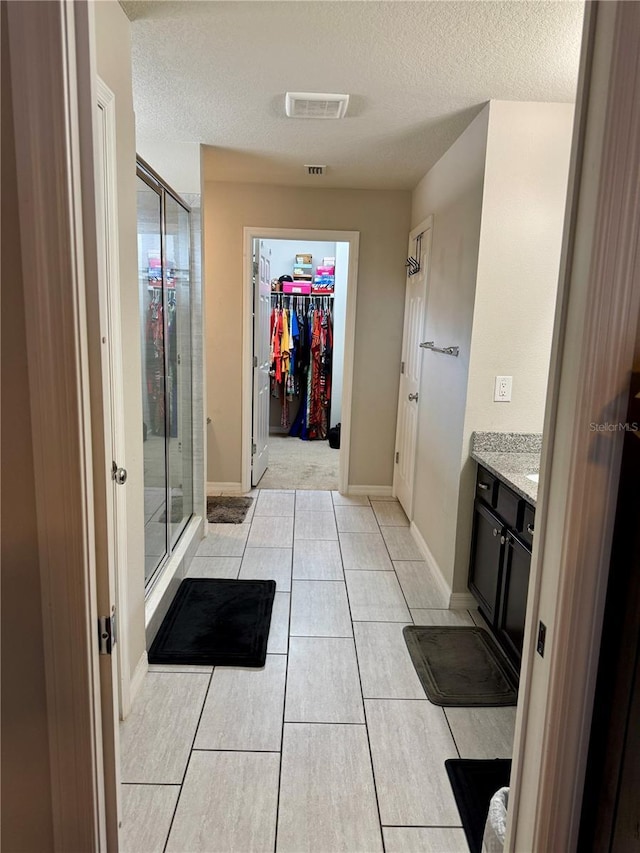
[{"xmin": 137, "ymin": 160, "xmax": 193, "ymax": 588}]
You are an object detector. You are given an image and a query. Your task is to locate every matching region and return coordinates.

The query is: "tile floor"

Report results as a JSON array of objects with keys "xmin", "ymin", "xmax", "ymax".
[{"xmin": 120, "ymin": 490, "xmax": 516, "ymax": 853}]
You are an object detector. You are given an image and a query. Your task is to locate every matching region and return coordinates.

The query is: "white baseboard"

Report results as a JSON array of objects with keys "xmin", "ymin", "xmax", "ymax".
[
  {"xmin": 207, "ymin": 481, "xmax": 243, "ymax": 494},
  {"xmin": 347, "ymin": 484, "xmax": 394, "ymax": 497},
  {"xmin": 128, "ymin": 651, "xmax": 148, "ymax": 714},
  {"xmin": 409, "ymin": 521, "xmax": 456, "ymax": 606},
  {"xmin": 449, "ymin": 592, "xmax": 477, "ymax": 610}
]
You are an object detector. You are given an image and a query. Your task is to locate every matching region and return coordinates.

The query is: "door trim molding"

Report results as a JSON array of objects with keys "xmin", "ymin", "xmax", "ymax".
[
  {"xmin": 242, "ymin": 227, "xmax": 360, "ymax": 494},
  {"xmin": 7, "ymin": 0, "xmax": 109, "ymax": 847},
  {"xmin": 96, "ymin": 76, "xmax": 131, "ymax": 721},
  {"xmin": 506, "ymin": 2, "xmax": 640, "ymax": 849}
]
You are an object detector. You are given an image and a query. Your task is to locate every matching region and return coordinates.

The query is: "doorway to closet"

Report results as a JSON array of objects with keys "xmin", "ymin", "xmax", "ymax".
[{"xmin": 242, "ymin": 228, "xmax": 359, "ymax": 494}]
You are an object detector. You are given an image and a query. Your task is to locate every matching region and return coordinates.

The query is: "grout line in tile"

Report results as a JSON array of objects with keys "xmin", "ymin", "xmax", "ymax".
[
  {"xmin": 381, "ymin": 824, "xmax": 465, "ymax": 829},
  {"xmin": 161, "ymin": 667, "xmax": 215, "ymax": 853},
  {"xmin": 121, "ymin": 782, "xmax": 182, "ymax": 787},
  {"xmin": 336, "ymin": 527, "xmax": 387, "ymax": 851},
  {"xmin": 191, "ymin": 748, "xmax": 281, "ymax": 754},
  {"xmin": 273, "ymin": 536, "xmax": 294, "ymax": 853},
  {"xmin": 442, "ymin": 707, "xmax": 462, "ymax": 760}
]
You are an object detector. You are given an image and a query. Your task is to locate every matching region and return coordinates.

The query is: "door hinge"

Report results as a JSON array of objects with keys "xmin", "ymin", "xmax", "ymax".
[
  {"xmin": 395, "ymin": 451, "xmax": 400, "ymax": 464},
  {"xmin": 98, "ymin": 608, "xmax": 117, "ymax": 655},
  {"xmin": 252, "ymin": 442, "xmax": 257, "ymax": 455},
  {"xmin": 401, "ymin": 361, "xmax": 405, "ymax": 374},
  {"xmin": 253, "ymin": 355, "xmax": 258, "ymax": 368}
]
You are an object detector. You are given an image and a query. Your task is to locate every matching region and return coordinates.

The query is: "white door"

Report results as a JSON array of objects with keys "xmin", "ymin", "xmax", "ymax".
[
  {"xmin": 252, "ymin": 240, "xmax": 271, "ymax": 485},
  {"xmin": 393, "ymin": 218, "xmax": 433, "ymax": 517},
  {"xmin": 96, "ymin": 79, "xmax": 126, "ymax": 843}
]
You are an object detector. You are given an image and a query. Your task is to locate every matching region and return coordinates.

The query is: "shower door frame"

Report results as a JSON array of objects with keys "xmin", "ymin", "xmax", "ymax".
[{"xmin": 137, "ymin": 158, "xmax": 194, "ymax": 594}]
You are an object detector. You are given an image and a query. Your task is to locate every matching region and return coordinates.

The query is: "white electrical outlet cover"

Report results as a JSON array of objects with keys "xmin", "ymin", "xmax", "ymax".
[{"xmin": 494, "ymin": 375, "xmax": 512, "ymax": 402}]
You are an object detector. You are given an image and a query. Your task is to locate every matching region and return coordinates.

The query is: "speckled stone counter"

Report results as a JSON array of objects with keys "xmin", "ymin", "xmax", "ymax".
[{"xmin": 470, "ymin": 432, "xmax": 542, "ymax": 505}]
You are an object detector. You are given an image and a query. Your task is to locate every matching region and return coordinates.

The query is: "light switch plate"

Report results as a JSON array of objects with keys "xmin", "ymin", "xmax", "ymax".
[{"xmin": 494, "ymin": 375, "xmax": 512, "ymax": 402}]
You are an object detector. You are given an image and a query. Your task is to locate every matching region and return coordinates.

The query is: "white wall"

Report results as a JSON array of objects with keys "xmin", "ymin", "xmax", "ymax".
[
  {"xmin": 453, "ymin": 101, "xmax": 574, "ymax": 591},
  {"xmin": 410, "ymin": 100, "xmax": 573, "ymax": 598},
  {"xmin": 136, "ymin": 138, "xmax": 201, "ymax": 196},
  {"xmin": 411, "ymin": 106, "xmax": 490, "ymax": 590}
]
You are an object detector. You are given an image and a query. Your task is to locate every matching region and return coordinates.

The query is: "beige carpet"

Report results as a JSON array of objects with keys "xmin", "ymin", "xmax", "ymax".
[{"xmin": 257, "ymin": 435, "xmax": 339, "ymax": 490}]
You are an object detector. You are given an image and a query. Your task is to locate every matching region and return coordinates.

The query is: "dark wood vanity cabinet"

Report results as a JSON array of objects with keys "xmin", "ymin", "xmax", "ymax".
[{"xmin": 468, "ymin": 465, "xmax": 534, "ymax": 670}]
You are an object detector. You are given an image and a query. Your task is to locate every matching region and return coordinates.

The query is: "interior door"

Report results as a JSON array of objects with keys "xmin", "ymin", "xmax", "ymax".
[
  {"xmin": 95, "ymin": 79, "xmax": 124, "ymax": 846},
  {"xmin": 252, "ymin": 240, "xmax": 271, "ymax": 485},
  {"xmin": 393, "ymin": 218, "xmax": 432, "ymax": 517}
]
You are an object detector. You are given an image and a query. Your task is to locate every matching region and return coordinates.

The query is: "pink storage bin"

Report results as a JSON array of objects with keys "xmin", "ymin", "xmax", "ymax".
[
  {"xmin": 316, "ymin": 265, "xmax": 335, "ymax": 276},
  {"xmin": 282, "ymin": 281, "xmax": 312, "ymax": 295}
]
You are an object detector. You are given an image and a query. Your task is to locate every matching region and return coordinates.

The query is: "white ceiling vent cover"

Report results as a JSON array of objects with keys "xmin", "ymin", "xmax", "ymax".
[{"xmin": 285, "ymin": 92, "xmax": 349, "ymax": 120}]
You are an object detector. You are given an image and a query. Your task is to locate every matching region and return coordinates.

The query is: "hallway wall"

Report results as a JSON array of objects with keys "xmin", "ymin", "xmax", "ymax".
[
  {"xmin": 1, "ymin": 3, "xmax": 54, "ymax": 845},
  {"xmin": 204, "ymin": 181, "xmax": 411, "ymax": 488}
]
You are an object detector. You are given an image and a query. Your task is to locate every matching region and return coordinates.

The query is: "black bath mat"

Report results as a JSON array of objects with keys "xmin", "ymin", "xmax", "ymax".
[
  {"xmin": 403, "ymin": 626, "xmax": 517, "ymax": 706},
  {"xmin": 148, "ymin": 578, "xmax": 275, "ymax": 667},
  {"xmin": 445, "ymin": 758, "xmax": 512, "ymax": 853},
  {"xmin": 207, "ymin": 495, "xmax": 253, "ymax": 524}
]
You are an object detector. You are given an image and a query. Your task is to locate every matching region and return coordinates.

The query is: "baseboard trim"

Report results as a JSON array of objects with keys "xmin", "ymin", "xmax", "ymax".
[
  {"xmin": 128, "ymin": 651, "xmax": 148, "ymax": 716},
  {"xmin": 207, "ymin": 481, "xmax": 243, "ymax": 494},
  {"xmin": 450, "ymin": 592, "xmax": 478, "ymax": 610},
  {"xmin": 347, "ymin": 484, "xmax": 394, "ymax": 497},
  {"xmin": 409, "ymin": 521, "xmax": 455, "ymax": 606}
]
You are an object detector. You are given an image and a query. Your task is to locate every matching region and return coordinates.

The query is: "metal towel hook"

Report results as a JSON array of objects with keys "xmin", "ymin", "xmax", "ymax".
[{"xmin": 405, "ymin": 231, "xmax": 423, "ymax": 277}]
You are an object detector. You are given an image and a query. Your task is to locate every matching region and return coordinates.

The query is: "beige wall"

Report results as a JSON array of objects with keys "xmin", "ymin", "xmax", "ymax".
[
  {"xmin": 95, "ymin": 0, "xmax": 146, "ymax": 676},
  {"xmin": 204, "ymin": 181, "xmax": 411, "ymax": 487},
  {"xmin": 410, "ymin": 100, "xmax": 573, "ymax": 596},
  {"xmin": 1, "ymin": 1, "xmax": 54, "ymax": 845},
  {"xmin": 411, "ymin": 106, "xmax": 490, "ymax": 586},
  {"xmin": 452, "ymin": 101, "xmax": 574, "ymax": 591}
]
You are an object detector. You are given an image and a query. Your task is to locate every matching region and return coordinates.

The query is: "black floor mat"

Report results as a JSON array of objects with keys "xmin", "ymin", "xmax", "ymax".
[
  {"xmin": 403, "ymin": 626, "xmax": 517, "ymax": 706},
  {"xmin": 445, "ymin": 758, "xmax": 512, "ymax": 853},
  {"xmin": 148, "ymin": 578, "xmax": 275, "ymax": 667}
]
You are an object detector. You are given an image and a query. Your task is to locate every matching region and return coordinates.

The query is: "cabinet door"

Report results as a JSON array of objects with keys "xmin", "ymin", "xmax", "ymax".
[
  {"xmin": 498, "ymin": 533, "xmax": 532, "ymax": 665},
  {"xmin": 469, "ymin": 500, "xmax": 505, "ymax": 625}
]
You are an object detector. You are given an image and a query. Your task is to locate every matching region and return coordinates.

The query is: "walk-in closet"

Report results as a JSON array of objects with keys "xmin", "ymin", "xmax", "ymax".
[{"xmin": 252, "ymin": 239, "xmax": 350, "ymax": 490}]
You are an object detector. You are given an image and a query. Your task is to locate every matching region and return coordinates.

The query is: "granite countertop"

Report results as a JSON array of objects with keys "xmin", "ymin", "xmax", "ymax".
[{"xmin": 470, "ymin": 432, "xmax": 542, "ymax": 506}]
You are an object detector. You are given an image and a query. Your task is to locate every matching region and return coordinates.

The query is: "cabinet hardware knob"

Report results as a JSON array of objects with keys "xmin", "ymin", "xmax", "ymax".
[
  {"xmin": 501, "ymin": 535, "xmax": 506, "ymax": 545},
  {"xmin": 478, "ymin": 482, "xmax": 490, "ymax": 491},
  {"xmin": 527, "ymin": 523, "xmax": 534, "ymax": 534},
  {"xmin": 492, "ymin": 528, "xmax": 499, "ymax": 537}
]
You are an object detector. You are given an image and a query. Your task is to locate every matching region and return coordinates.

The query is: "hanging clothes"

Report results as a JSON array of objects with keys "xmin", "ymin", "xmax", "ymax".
[{"xmin": 286, "ymin": 296, "xmax": 334, "ymax": 441}]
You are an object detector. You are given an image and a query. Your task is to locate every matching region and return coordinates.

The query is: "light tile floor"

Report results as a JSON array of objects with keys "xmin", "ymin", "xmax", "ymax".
[{"xmin": 121, "ymin": 490, "xmax": 516, "ymax": 853}]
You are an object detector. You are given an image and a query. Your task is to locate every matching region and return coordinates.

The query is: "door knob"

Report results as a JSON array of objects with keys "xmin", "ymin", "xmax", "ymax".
[
  {"xmin": 408, "ymin": 393, "xmax": 419, "ymax": 402},
  {"xmin": 112, "ymin": 462, "xmax": 128, "ymax": 485}
]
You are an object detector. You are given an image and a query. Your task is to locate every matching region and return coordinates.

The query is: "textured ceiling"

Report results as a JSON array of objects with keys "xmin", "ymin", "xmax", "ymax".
[{"xmin": 122, "ymin": 0, "xmax": 583, "ymax": 190}]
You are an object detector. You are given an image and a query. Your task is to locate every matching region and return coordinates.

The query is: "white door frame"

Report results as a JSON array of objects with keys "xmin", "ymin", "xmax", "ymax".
[
  {"xmin": 506, "ymin": 2, "xmax": 640, "ymax": 849},
  {"xmin": 242, "ymin": 227, "xmax": 360, "ymax": 493},
  {"xmin": 96, "ymin": 78, "xmax": 131, "ymax": 720},
  {"xmin": 392, "ymin": 215, "xmax": 433, "ymax": 517}
]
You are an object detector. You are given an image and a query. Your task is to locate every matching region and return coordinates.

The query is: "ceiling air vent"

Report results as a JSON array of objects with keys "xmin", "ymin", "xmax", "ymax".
[
  {"xmin": 285, "ymin": 92, "xmax": 349, "ymax": 120},
  {"xmin": 306, "ymin": 165, "xmax": 326, "ymax": 176}
]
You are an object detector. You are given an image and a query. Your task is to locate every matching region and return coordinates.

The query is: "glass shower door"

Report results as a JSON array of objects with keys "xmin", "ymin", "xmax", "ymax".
[
  {"xmin": 165, "ymin": 194, "xmax": 193, "ymax": 547},
  {"xmin": 137, "ymin": 174, "xmax": 168, "ymax": 584}
]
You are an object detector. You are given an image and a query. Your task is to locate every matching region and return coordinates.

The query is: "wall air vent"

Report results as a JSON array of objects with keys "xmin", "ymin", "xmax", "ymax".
[
  {"xmin": 285, "ymin": 92, "xmax": 349, "ymax": 120},
  {"xmin": 305, "ymin": 165, "xmax": 326, "ymax": 176}
]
